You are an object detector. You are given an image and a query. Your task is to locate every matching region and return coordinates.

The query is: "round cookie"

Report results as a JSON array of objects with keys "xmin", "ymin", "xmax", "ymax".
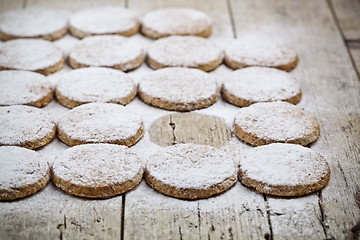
[
  {"xmin": 0, "ymin": 39, "xmax": 65, "ymax": 75},
  {"xmin": 233, "ymin": 101, "xmax": 320, "ymax": 146},
  {"xmin": 138, "ymin": 67, "xmax": 218, "ymax": 111},
  {"xmin": 0, "ymin": 146, "xmax": 50, "ymax": 200},
  {"xmin": 147, "ymin": 36, "xmax": 223, "ymax": 72},
  {"xmin": 142, "ymin": 8, "xmax": 212, "ymax": 39},
  {"xmin": 55, "ymin": 67, "xmax": 136, "ymax": 108},
  {"xmin": 69, "ymin": 7, "xmax": 140, "ymax": 39},
  {"xmin": 52, "ymin": 144, "xmax": 144, "ymax": 199},
  {"xmin": 57, "ymin": 102, "xmax": 144, "ymax": 147},
  {"xmin": 222, "ymin": 67, "xmax": 302, "ymax": 107},
  {"xmin": 68, "ymin": 35, "xmax": 144, "ymax": 71},
  {"xmin": 224, "ymin": 38, "xmax": 298, "ymax": 71},
  {"xmin": 0, "ymin": 8, "xmax": 67, "ymax": 41},
  {"xmin": 239, "ymin": 143, "xmax": 330, "ymax": 196},
  {"xmin": 0, "ymin": 70, "xmax": 53, "ymax": 107},
  {"xmin": 145, "ymin": 143, "xmax": 238, "ymax": 200},
  {"xmin": 0, "ymin": 105, "xmax": 56, "ymax": 149}
]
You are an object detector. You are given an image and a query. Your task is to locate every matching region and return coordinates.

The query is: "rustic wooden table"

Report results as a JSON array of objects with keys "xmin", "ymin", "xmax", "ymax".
[{"xmin": 1, "ymin": 0, "xmax": 359, "ymax": 239}]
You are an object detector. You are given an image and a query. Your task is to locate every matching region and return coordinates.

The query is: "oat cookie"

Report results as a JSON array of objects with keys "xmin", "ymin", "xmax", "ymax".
[
  {"xmin": 0, "ymin": 39, "xmax": 65, "ymax": 75},
  {"xmin": 138, "ymin": 67, "xmax": 218, "ymax": 111},
  {"xmin": 0, "ymin": 146, "xmax": 50, "ymax": 200},
  {"xmin": 0, "ymin": 8, "xmax": 67, "ymax": 41},
  {"xmin": 145, "ymin": 143, "xmax": 238, "ymax": 200},
  {"xmin": 69, "ymin": 7, "xmax": 140, "ymax": 39},
  {"xmin": 68, "ymin": 35, "xmax": 144, "ymax": 71},
  {"xmin": 222, "ymin": 67, "xmax": 301, "ymax": 107},
  {"xmin": 57, "ymin": 103, "xmax": 144, "ymax": 147},
  {"xmin": 147, "ymin": 36, "xmax": 223, "ymax": 72},
  {"xmin": 0, "ymin": 105, "xmax": 56, "ymax": 149},
  {"xmin": 239, "ymin": 143, "xmax": 330, "ymax": 196},
  {"xmin": 234, "ymin": 101, "xmax": 320, "ymax": 146},
  {"xmin": 0, "ymin": 70, "xmax": 53, "ymax": 107},
  {"xmin": 225, "ymin": 38, "xmax": 298, "ymax": 71},
  {"xmin": 55, "ymin": 67, "xmax": 136, "ymax": 108},
  {"xmin": 142, "ymin": 8, "xmax": 212, "ymax": 39},
  {"xmin": 52, "ymin": 144, "xmax": 143, "ymax": 199}
]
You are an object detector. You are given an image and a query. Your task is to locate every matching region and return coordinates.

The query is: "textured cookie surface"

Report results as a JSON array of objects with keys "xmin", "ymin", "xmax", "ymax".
[
  {"xmin": 0, "ymin": 105, "xmax": 56, "ymax": 149},
  {"xmin": 0, "ymin": 146, "xmax": 50, "ymax": 200},
  {"xmin": 234, "ymin": 101, "xmax": 320, "ymax": 146},
  {"xmin": 55, "ymin": 67, "xmax": 136, "ymax": 108},
  {"xmin": 224, "ymin": 38, "xmax": 298, "ymax": 71},
  {"xmin": 0, "ymin": 8, "xmax": 67, "ymax": 41},
  {"xmin": 145, "ymin": 143, "xmax": 237, "ymax": 200},
  {"xmin": 0, "ymin": 70, "xmax": 53, "ymax": 107},
  {"xmin": 69, "ymin": 7, "xmax": 139, "ymax": 38},
  {"xmin": 142, "ymin": 8, "xmax": 212, "ymax": 39},
  {"xmin": 138, "ymin": 67, "xmax": 218, "ymax": 111},
  {"xmin": 52, "ymin": 144, "xmax": 143, "ymax": 198},
  {"xmin": 0, "ymin": 39, "xmax": 65, "ymax": 75},
  {"xmin": 222, "ymin": 67, "xmax": 301, "ymax": 107},
  {"xmin": 239, "ymin": 143, "xmax": 330, "ymax": 196},
  {"xmin": 57, "ymin": 102, "xmax": 144, "ymax": 147},
  {"xmin": 68, "ymin": 35, "xmax": 144, "ymax": 71},
  {"xmin": 147, "ymin": 36, "xmax": 223, "ymax": 72}
]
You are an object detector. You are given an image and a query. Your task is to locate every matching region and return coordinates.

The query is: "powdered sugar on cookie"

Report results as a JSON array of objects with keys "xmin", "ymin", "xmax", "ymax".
[
  {"xmin": 147, "ymin": 36, "xmax": 223, "ymax": 70},
  {"xmin": 142, "ymin": 8, "xmax": 212, "ymax": 37},
  {"xmin": 52, "ymin": 144, "xmax": 143, "ymax": 187},
  {"xmin": 68, "ymin": 35, "xmax": 144, "ymax": 70},
  {"xmin": 222, "ymin": 67, "xmax": 301, "ymax": 106},
  {"xmin": 138, "ymin": 67, "xmax": 218, "ymax": 110},
  {"xmin": 57, "ymin": 103, "xmax": 143, "ymax": 145},
  {"xmin": 0, "ymin": 146, "xmax": 50, "ymax": 200},
  {"xmin": 0, "ymin": 70, "xmax": 52, "ymax": 106},
  {"xmin": 0, "ymin": 39, "xmax": 64, "ymax": 72},
  {"xmin": 146, "ymin": 144, "xmax": 237, "ymax": 190},
  {"xmin": 55, "ymin": 67, "xmax": 136, "ymax": 107},
  {"xmin": 0, "ymin": 105, "xmax": 55, "ymax": 146},
  {"xmin": 0, "ymin": 8, "xmax": 67, "ymax": 39},
  {"xmin": 70, "ymin": 7, "xmax": 139, "ymax": 37}
]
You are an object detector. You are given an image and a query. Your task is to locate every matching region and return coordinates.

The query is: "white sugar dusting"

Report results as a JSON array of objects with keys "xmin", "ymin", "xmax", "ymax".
[
  {"xmin": 56, "ymin": 67, "xmax": 135, "ymax": 104},
  {"xmin": 146, "ymin": 143, "xmax": 237, "ymax": 189},
  {"xmin": 0, "ymin": 8, "xmax": 67, "ymax": 37},
  {"xmin": 138, "ymin": 67, "xmax": 217, "ymax": 103},
  {"xmin": 0, "ymin": 146, "xmax": 49, "ymax": 191},
  {"xmin": 70, "ymin": 7, "xmax": 139, "ymax": 35},
  {"xmin": 57, "ymin": 102, "xmax": 143, "ymax": 142},
  {"xmin": 0, "ymin": 39, "xmax": 64, "ymax": 71},
  {"xmin": 0, "ymin": 105, "xmax": 55, "ymax": 145},
  {"xmin": 142, "ymin": 8, "xmax": 211, "ymax": 35},
  {"xmin": 225, "ymin": 37, "xmax": 297, "ymax": 67},
  {"xmin": 234, "ymin": 101, "xmax": 319, "ymax": 141},
  {"xmin": 69, "ymin": 35, "xmax": 144, "ymax": 67},
  {"xmin": 52, "ymin": 144, "xmax": 143, "ymax": 186},
  {"xmin": 223, "ymin": 67, "xmax": 301, "ymax": 102},
  {"xmin": 240, "ymin": 143, "xmax": 329, "ymax": 186},
  {"xmin": 0, "ymin": 70, "xmax": 52, "ymax": 106},
  {"xmin": 148, "ymin": 36, "xmax": 223, "ymax": 67}
]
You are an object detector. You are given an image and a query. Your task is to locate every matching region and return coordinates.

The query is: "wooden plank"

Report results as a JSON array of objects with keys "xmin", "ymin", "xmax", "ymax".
[
  {"xmin": 0, "ymin": 0, "xmax": 23, "ymax": 13},
  {"xmin": 330, "ymin": 0, "xmax": 360, "ymax": 40},
  {"xmin": 124, "ymin": 0, "xmax": 272, "ymax": 239},
  {"xmin": 350, "ymin": 48, "xmax": 360, "ymax": 74},
  {"xmin": 230, "ymin": 0, "xmax": 360, "ymax": 239}
]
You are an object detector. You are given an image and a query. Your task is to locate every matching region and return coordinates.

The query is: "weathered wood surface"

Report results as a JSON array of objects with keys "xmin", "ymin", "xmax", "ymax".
[{"xmin": 0, "ymin": 0, "xmax": 359, "ymax": 239}]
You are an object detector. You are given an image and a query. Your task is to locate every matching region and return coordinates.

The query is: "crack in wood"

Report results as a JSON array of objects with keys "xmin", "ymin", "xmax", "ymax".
[
  {"xmin": 121, "ymin": 194, "xmax": 126, "ymax": 240},
  {"xmin": 178, "ymin": 226, "xmax": 183, "ymax": 240},
  {"xmin": 263, "ymin": 195, "xmax": 274, "ymax": 240},
  {"xmin": 57, "ymin": 215, "xmax": 66, "ymax": 240},
  {"xmin": 226, "ymin": 0, "xmax": 237, "ymax": 39},
  {"xmin": 318, "ymin": 191, "xmax": 331, "ymax": 239},
  {"xmin": 169, "ymin": 115, "xmax": 177, "ymax": 145}
]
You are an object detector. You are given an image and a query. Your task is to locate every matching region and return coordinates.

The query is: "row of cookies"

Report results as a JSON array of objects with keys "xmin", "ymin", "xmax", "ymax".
[
  {"xmin": 0, "ymin": 7, "xmax": 212, "ymax": 41},
  {"xmin": 0, "ymin": 66, "xmax": 300, "ymax": 111},
  {"xmin": 0, "ymin": 142, "xmax": 330, "ymax": 201},
  {"xmin": 0, "ymin": 34, "xmax": 298, "ymax": 75}
]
